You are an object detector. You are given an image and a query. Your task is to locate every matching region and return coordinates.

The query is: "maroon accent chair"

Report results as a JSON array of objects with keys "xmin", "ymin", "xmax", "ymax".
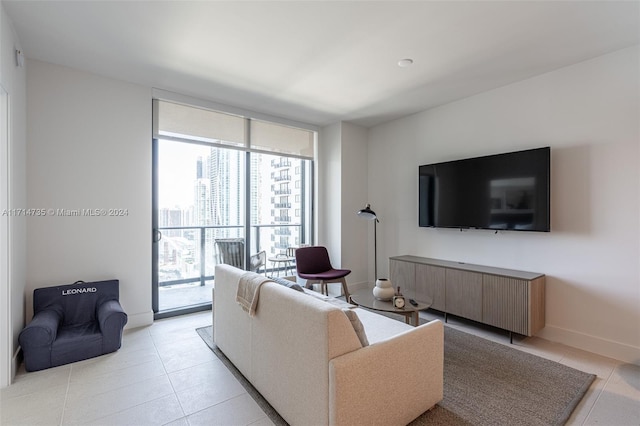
[{"xmin": 295, "ymin": 246, "xmax": 351, "ymax": 301}]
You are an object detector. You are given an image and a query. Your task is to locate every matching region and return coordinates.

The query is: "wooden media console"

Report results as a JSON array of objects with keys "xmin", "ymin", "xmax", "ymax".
[{"xmin": 389, "ymin": 255, "xmax": 545, "ymax": 342}]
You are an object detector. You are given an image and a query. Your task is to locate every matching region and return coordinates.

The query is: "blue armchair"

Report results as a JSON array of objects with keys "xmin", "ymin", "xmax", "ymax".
[{"xmin": 19, "ymin": 280, "xmax": 127, "ymax": 372}]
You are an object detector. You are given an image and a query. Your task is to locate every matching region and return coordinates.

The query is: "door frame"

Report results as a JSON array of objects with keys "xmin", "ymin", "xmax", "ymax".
[
  {"xmin": 151, "ymin": 138, "xmax": 216, "ymax": 319},
  {"xmin": 1, "ymin": 85, "xmax": 12, "ymax": 387}
]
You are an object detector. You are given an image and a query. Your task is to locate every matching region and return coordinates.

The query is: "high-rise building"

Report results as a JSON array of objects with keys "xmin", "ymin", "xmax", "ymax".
[
  {"xmin": 193, "ymin": 156, "xmax": 211, "ymax": 226},
  {"xmin": 268, "ymin": 156, "xmax": 304, "ymax": 255},
  {"xmin": 208, "ymin": 147, "xmax": 242, "ymax": 234},
  {"xmin": 159, "ymin": 207, "xmax": 183, "ymax": 237},
  {"xmin": 191, "ymin": 148, "xmax": 308, "ymax": 264}
]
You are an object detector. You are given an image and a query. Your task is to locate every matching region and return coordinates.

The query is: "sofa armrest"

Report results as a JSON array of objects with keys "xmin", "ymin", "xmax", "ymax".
[
  {"xmin": 18, "ymin": 309, "xmax": 62, "ymax": 348},
  {"xmin": 329, "ymin": 320, "xmax": 444, "ymax": 426},
  {"xmin": 97, "ymin": 300, "xmax": 128, "ymax": 352}
]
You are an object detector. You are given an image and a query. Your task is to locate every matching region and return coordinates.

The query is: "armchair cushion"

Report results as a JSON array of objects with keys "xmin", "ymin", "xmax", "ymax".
[{"xmin": 19, "ymin": 279, "xmax": 127, "ymax": 372}]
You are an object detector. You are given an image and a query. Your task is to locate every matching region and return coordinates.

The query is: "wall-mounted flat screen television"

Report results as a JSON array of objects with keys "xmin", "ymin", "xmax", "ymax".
[{"xmin": 419, "ymin": 147, "xmax": 550, "ymax": 232}]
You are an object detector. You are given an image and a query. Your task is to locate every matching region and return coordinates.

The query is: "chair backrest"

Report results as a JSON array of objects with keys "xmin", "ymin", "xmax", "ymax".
[
  {"xmin": 295, "ymin": 246, "xmax": 333, "ymax": 274},
  {"xmin": 33, "ymin": 279, "xmax": 120, "ymax": 326},
  {"xmin": 216, "ymin": 238, "xmax": 245, "ymax": 269},
  {"xmin": 249, "ymin": 250, "xmax": 266, "ymax": 273}
]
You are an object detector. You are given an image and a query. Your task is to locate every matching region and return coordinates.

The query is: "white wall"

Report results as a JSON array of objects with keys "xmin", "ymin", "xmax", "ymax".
[
  {"xmin": 26, "ymin": 60, "xmax": 153, "ymax": 328},
  {"xmin": 0, "ymin": 2, "xmax": 27, "ymax": 388},
  {"xmin": 367, "ymin": 46, "xmax": 640, "ymax": 364},
  {"xmin": 318, "ymin": 122, "xmax": 369, "ymax": 290},
  {"xmin": 317, "ymin": 123, "xmax": 342, "ymax": 259},
  {"xmin": 340, "ymin": 122, "xmax": 369, "ymax": 286}
]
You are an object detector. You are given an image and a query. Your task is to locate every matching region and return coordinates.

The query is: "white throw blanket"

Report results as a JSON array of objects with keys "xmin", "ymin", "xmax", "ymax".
[{"xmin": 236, "ymin": 272, "xmax": 270, "ymax": 317}]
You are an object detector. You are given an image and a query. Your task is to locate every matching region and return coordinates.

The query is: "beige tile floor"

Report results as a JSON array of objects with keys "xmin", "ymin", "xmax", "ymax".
[{"xmin": 1, "ymin": 309, "xmax": 639, "ymax": 425}]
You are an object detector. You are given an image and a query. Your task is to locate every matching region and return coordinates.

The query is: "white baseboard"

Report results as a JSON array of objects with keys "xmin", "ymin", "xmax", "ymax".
[
  {"xmin": 348, "ymin": 281, "xmax": 369, "ymax": 291},
  {"xmin": 124, "ymin": 310, "xmax": 154, "ymax": 329},
  {"xmin": 538, "ymin": 325, "xmax": 640, "ymax": 366}
]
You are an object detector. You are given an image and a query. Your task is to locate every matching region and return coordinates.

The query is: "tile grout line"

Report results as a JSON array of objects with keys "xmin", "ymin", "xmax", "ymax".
[
  {"xmin": 151, "ymin": 324, "xmax": 189, "ymax": 424},
  {"xmin": 555, "ymin": 347, "xmax": 598, "ymax": 426},
  {"xmin": 578, "ymin": 361, "xmax": 617, "ymax": 425},
  {"xmin": 155, "ymin": 319, "xmax": 247, "ymax": 424},
  {"xmin": 69, "ymin": 327, "xmax": 181, "ymax": 425},
  {"xmin": 183, "ymin": 392, "xmax": 255, "ymax": 420},
  {"xmin": 59, "ymin": 364, "xmax": 73, "ymax": 426}
]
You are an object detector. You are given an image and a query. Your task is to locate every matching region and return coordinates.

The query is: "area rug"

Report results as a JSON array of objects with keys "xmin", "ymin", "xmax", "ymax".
[{"xmin": 196, "ymin": 324, "xmax": 595, "ymax": 425}]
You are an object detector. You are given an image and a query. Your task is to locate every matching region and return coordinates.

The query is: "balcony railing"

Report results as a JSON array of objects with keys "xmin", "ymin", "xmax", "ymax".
[
  {"xmin": 157, "ymin": 224, "xmax": 304, "ymax": 288},
  {"xmin": 274, "ymin": 203, "xmax": 291, "ymax": 208},
  {"xmin": 273, "ymin": 175, "xmax": 291, "ymax": 182},
  {"xmin": 274, "ymin": 189, "xmax": 291, "ymax": 195},
  {"xmin": 274, "ymin": 216, "xmax": 291, "ymax": 222}
]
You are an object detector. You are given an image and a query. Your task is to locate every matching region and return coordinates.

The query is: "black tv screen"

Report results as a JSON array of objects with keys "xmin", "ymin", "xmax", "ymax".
[{"xmin": 419, "ymin": 147, "xmax": 550, "ymax": 232}]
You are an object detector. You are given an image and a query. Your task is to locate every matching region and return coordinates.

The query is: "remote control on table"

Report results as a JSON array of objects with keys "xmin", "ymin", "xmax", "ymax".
[{"xmin": 409, "ymin": 299, "xmax": 418, "ymax": 306}]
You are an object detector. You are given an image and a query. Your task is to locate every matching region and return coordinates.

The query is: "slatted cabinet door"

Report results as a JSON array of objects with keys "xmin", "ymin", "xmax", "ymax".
[
  {"xmin": 482, "ymin": 275, "xmax": 529, "ymax": 335},
  {"xmin": 389, "ymin": 259, "xmax": 415, "ymax": 295},
  {"xmin": 445, "ymin": 269, "xmax": 483, "ymax": 322},
  {"xmin": 415, "ymin": 264, "xmax": 446, "ymax": 310},
  {"xmin": 482, "ymin": 274, "xmax": 546, "ymax": 336}
]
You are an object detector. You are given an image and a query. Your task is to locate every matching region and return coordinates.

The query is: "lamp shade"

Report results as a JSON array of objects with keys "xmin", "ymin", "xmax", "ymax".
[{"xmin": 357, "ymin": 204, "xmax": 377, "ymax": 220}]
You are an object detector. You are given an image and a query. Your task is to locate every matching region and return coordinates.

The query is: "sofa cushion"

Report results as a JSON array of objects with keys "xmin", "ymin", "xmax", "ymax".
[
  {"xmin": 268, "ymin": 275, "xmax": 304, "ymax": 292},
  {"xmin": 352, "ymin": 307, "xmax": 414, "ymax": 344},
  {"xmin": 301, "ymin": 288, "xmax": 355, "ymax": 308},
  {"xmin": 343, "ymin": 309, "xmax": 369, "ymax": 347}
]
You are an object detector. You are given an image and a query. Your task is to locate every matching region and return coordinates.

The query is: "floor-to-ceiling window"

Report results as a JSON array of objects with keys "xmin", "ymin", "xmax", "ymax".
[{"xmin": 152, "ymin": 99, "xmax": 315, "ymax": 318}]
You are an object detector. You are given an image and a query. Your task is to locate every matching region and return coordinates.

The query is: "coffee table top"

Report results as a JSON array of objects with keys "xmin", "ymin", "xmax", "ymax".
[
  {"xmin": 349, "ymin": 288, "xmax": 431, "ymax": 314},
  {"xmin": 268, "ymin": 255, "xmax": 295, "ymax": 262}
]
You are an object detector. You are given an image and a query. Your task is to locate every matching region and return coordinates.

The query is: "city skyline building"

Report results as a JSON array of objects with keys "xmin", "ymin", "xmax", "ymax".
[{"xmin": 158, "ymin": 142, "xmax": 309, "ymax": 285}]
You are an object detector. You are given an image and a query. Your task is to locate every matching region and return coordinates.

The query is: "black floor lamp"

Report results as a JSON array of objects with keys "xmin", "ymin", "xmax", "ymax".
[{"xmin": 357, "ymin": 204, "xmax": 379, "ymax": 279}]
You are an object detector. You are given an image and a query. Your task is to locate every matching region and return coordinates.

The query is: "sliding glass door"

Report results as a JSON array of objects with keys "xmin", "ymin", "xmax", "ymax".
[
  {"xmin": 152, "ymin": 99, "xmax": 315, "ymax": 318},
  {"xmin": 154, "ymin": 140, "xmax": 244, "ymax": 314},
  {"xmin": 248, "ymin": 152, "xmax": 312, "ymax": 278}
]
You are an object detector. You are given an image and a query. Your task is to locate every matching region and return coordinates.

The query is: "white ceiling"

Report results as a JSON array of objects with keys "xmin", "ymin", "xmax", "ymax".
[{"xmin": 4, "ymin": 1, "xmax": 640, "ymax": 128}]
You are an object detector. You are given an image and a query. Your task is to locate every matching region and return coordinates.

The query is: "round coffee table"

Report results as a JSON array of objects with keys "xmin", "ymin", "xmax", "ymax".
[
  {"xmin": 349, "ymin": 288, "xmax": 431, "ymax": 326},
  {"xmin": 268, "ymin": 255, "xmax": 295, "ymax": 276}
]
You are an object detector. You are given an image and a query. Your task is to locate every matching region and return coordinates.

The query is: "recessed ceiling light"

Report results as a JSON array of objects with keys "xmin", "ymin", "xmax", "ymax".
[{"xmin": 398, "ymin": 58, "xmax": 414, "ymax": 68}]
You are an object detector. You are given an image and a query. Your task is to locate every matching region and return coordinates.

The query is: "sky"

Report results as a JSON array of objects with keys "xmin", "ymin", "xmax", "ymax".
[{"xmin": 158, "ymin": 140, "xmax": 211, "ymax": 209}]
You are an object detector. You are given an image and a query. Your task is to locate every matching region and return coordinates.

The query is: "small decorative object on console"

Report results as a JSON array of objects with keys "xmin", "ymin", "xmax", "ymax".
[{"xmin": 393, "ymin": 286, "xmax": 405, "ymax": 309}]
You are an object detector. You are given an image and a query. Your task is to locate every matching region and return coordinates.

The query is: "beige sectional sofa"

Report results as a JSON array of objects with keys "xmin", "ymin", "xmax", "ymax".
[{"xmin": 213, "ymin": 264, "xmax": 444, "ymax": 426}]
